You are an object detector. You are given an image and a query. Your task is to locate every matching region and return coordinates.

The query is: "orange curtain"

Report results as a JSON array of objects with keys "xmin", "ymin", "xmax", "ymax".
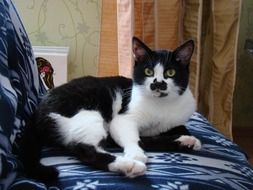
[
  {"xmin": 98, "ymin": 0, "xmax": 182, "ymax": 77},
  {"xmin": 98, "ymin": 1, "xmax": 118, "ymax": 76},
  {"xmin": 98, "ymin": 0, "xmax": 241, "ymax": 139},
  {"xmin": 197, "ymin": 0, "xmax": 242, "ymax": 138}
]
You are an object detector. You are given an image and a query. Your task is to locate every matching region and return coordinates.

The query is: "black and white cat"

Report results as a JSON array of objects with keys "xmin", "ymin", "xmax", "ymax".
[{"xmin": 20, "ymin": 37, "xmax": 201, "ymax": 182}]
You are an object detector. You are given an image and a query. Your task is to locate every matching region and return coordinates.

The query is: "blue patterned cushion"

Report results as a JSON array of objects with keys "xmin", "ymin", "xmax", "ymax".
[
  {"xmin": 9, "ymin": 113, "xmax": 253, "ymax": 190},
  {"xmin": 0, "ymin": 0, "xmax": 46, "ymax": 189}
]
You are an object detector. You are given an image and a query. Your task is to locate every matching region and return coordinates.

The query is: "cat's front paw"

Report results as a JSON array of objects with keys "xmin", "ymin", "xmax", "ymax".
[
  {"xmin": 108, "ymin": 157, "xmax": 146, "ymax": 178},
  {"xmin": 124, "ymin": 147, "xmax": 148, "ymax": 163},
  {"xmin": 175, "ymin": 135, "xmax": 202, "ymax": 150}
]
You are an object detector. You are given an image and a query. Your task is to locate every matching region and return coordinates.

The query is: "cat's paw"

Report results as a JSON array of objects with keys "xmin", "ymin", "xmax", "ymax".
[
  {"xmin": 125, "ymin": 149, "xmax": 148, "ymax": 163},
  {"xmin": 175, "ymin": 135, "xmax": 202, "ymax": 150},
  {"xmin": 108, "ymin": 157, "xmax": 146, "ymax": 178}
]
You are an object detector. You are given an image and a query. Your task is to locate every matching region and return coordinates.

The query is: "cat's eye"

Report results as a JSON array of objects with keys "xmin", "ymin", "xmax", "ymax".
[
  {"xmin": 165, "ymin": 69, "xmax": 176, "ymax": 78},
  {"xmin": 144, "ymin": 68, "xmax": 154, "ymax": 76}
]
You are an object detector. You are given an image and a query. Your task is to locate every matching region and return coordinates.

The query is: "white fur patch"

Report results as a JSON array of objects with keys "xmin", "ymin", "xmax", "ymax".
[
  {"xmin": 110, "ymin": 114, "xmax": 147, "ymax": 163},
  {"xmin": 108, "ymin": 156, "xmax": 146, "ymax": 178},
  {"xmin": 49, "ymin": 110, "xmax": 107, "ymax": 146},
  {"xmin": 112, "ymin": 91, "xmax": 123, "ymax": 117},
  {"xmin": 175, "ymin": 135, "xmax": 202, "ymax": 150},
  {"xmin": 124, "ymin": 145, "xmax": 148, "ymax": 163},
  {"xmin": 128, "ymin": 85, "xmax": 196, "ymax": 137},
  {"xmin": 153, "ymin": 63, "xmax": 164, "ymax": 82},
  {"xmin": 110, "ymin": 114, "xmax": 140, "ymax": 147}
]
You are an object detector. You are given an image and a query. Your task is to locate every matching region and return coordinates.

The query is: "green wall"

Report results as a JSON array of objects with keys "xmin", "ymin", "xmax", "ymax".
[
  {"xmin": 13, "ymin": 0, "xmax": 101, "ymax": 80},
  {"xmin": 233, "ymin": 0, "xmax": 253, "ymax": 128}
]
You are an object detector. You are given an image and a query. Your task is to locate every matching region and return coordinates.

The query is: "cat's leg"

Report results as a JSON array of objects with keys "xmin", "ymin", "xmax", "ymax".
[
  {"xmin": 110, "ymin": 115, "xmax": 148, "ymax": 163},
  {"xmin": 140, "ymin": 125, "xmax": 201, "ymax": 151},
  {"xmin": 172, "ymin": 125, "xmax": 201, "ymax": 150},
  {"xmin": 50, "ymin": 110, "xmax": 146, "ymax": 178},
  {"xmin": 67, "ymin": 143, "xmax": 146, "ymax": 178}
]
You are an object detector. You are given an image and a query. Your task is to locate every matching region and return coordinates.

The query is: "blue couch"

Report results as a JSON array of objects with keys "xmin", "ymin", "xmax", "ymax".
[{"xmin": 0, "ymin": 0, "xmax": 253, "ymax": 189}]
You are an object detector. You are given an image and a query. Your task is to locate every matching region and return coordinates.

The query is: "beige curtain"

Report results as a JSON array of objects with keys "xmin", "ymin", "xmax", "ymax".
[{"xmin": 98, "ymin": 0, "xmax": 241, "ymax": 139}]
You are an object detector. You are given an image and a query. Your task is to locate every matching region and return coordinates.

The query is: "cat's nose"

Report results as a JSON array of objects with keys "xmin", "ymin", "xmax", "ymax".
[{"xmin": 150, "ymin": 80, "xmax": 167, "ymax": 91}]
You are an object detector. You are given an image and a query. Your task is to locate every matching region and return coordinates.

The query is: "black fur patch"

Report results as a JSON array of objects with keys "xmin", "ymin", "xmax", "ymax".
[
  {"xmin": 68, "ymin": 143, "xmax": 116, "ymax": 170},
  {"xmin": 140, "ymin": 125, "xmax": 193, "ymax": 152}
]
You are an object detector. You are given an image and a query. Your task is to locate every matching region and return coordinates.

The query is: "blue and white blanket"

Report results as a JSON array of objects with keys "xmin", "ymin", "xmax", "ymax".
[{"xmin": 8, "ymin": 113, "xmax": 253, "ymax": 190}]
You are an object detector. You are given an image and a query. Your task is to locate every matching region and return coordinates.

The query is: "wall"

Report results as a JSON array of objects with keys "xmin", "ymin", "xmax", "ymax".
[
  {"xmin": 233, "ymin": 0, "xmax": 253, "ymax": 128},
  {"xmin": 13, "ymin": 0, "xmax": 101, "ymax": 80}
]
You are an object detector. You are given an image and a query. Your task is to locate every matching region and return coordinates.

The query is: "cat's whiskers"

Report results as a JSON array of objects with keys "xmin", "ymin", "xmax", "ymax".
[
  {"xmin": 178, "ymin": 86, "xmax": 187, "ymax": 94},
  {"xmin": 122, "ymin": 88, "xmax": 132, "ymax": 98}
]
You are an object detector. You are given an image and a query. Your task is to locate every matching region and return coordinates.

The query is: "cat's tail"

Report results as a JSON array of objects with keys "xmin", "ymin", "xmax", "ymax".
[
  {"xmin": 68, "ymin": 143, "xmax": 146, "ymax": 178},
  {"xmin": 16, "ymin": 121, "xmax": 59, "ymax": 183}
]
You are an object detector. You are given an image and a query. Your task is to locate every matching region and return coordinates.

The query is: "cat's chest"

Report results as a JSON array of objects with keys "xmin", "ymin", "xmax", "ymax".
[
  {"xmin": 136, "ymin": 102, "xmax": 182, "ymax": 135},
  {"xmin": 127, "ymin": 90, "xmax": 195, "ymax": 136}
]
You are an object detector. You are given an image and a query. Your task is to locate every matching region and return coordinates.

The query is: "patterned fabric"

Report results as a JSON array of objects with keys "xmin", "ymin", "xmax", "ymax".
[
  {"xmin": 0, "ymin": 0, "xmax": 46, "ymax": 189},
  {"xmin": 9, "ymin": 113, "xmax": 253, "ymax": 190},
  {"xmin": 1, "ymin": 1, "xmax": 253, "ymax": 190}
]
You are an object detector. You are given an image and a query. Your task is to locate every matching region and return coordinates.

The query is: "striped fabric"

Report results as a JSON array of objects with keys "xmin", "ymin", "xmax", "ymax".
[{"xmin": 0, "ymin": 0, "xmax": 46, "ymax": 189}]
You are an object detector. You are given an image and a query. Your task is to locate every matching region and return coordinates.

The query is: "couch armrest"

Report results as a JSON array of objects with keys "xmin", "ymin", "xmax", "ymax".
[{"xmin": 0, "ymin": 0, "xmax": 46, "ymax": 189}]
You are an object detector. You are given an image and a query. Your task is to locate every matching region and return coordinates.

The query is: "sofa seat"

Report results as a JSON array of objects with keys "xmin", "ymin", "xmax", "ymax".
[{"xmin": 9, "ymin": 113, "xmax": 253, "ymax": 190}]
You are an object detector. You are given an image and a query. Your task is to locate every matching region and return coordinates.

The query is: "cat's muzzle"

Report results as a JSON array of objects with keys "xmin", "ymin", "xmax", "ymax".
[
  {"xmin": 150, "ymin": 81, "xmax": 168, "ymax": 97},
  {"xmin": 150, "ymin": 81, "xmax": 167, "ymax": 91}
]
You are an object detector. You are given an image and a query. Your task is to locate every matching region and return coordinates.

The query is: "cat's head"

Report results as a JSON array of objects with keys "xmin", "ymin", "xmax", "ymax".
[{"xmin": 132, "ymin": 36, "xmax": 194, "ymax": 99}]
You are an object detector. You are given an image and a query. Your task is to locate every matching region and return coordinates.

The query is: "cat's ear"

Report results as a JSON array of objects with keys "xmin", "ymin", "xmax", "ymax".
[
  {"xmin": 132, "ymin": 36, "xmax": 152, "ymax": 62},
  {"xmin": 173, "ymin": 40, "xmax": 194, "ymax": 65}
]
